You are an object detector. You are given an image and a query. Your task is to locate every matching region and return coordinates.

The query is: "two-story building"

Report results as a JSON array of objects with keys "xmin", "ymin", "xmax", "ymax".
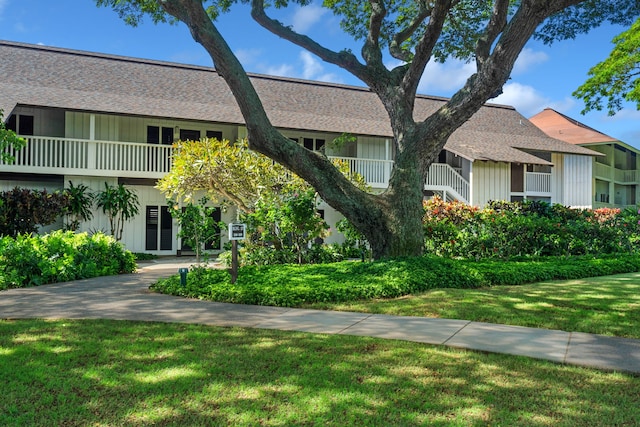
[
  {"xmin": 530, "ymin": 108, "xmax": 640, "ymax": 209},
  {"xmin": 1, "ymin": 40, "xmax": 599, "ymax": 254}
]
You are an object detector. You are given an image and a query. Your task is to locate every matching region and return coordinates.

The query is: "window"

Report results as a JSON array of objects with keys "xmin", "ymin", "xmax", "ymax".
[
  {"xmin": 7, "ymin": 114, "xmax": 34, "ymax": 135},
  {"xmin": 147, "ymin": 126, "xmax": 174, "ymax": 145},
  {"xmin": 180, "ymin": 129, "xmax": 201, "ymax": 141},
  {"xmin": 206, "ymin": 130, "xmax": 223, "ymax": 140},
  {"xmin": 303, "ymin": 137, "xmax": 325, "ymax": 152},
  {"xmin": 146, "ymin": 205, "xmax": 172, "ymax": 251}
]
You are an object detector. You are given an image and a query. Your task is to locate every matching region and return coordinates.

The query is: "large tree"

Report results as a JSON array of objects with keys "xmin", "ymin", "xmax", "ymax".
[
  {"xmin": 574, "ymin": 17, "xmax": 640, "ymax": 115},
  {"xmin": 96, "ymin": 0, "xmax": 639, "ymax": 259}
]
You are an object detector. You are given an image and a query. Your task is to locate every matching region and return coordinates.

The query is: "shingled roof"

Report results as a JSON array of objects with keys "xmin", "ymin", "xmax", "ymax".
[{"xmin": 1, "ymin": 40, "xmax": 598, "ymax": 165}]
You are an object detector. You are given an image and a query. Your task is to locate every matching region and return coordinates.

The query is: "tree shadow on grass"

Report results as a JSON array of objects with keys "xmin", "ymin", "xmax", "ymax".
[{"xmin": 1, "ymin": 319, "xmax": 639, "ymax": 426}]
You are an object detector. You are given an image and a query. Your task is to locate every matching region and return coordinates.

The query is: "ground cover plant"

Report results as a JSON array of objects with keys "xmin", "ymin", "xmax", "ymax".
[
  {"xmin": 151, "ymin": 254, "xmax": 640, "ymax": 309},
  {"xmin": 1, "ymin": 319, "xmax": 639, "ymax": 426},
  {"xmin": 0, "ymin": 230, "xmax": 136, "ymax": 290}
]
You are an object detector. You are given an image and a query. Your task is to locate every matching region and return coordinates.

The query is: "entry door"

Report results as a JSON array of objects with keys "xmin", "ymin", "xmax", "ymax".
[{"xmin": 145, "ymin": 205, "xmax": 172, "ymax": 251}]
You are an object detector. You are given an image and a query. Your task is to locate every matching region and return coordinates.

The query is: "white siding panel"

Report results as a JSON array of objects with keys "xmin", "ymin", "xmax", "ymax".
[
  {"xmin": 471, "ymin": 161, "xmax": 509, "ymax": 206},
  {"xmin": 65, "ymin": 112, "xmax": 91, "ymax": 139},
  {"xmin": 551, "ymin": 152, "xmax": 564, "ymax": 205},
  {"xmin": 357, "ymin": 136, "xmax": 388, "ymax": 160},
  {"xmin": 563, "ymin": 155, "xmax": 593, "ymax": 208}
]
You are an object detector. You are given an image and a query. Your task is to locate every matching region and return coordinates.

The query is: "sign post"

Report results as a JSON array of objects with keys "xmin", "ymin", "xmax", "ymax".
[{"xmin": 228, "ymin": 223, "xmax": 246, "ymax": 284}]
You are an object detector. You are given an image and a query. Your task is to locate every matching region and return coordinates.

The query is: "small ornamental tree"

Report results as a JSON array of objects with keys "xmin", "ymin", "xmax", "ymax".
[
  {"xmin": 242, "ymin": 187, "xmax": 329, "ymax": 264},
  {"xmin": 95, "ymin": 182, "xmax": 140, "ymax": 241},
  {"xmin": 168, "ymin": 196, "xmax": 222, "ymax": 264}
]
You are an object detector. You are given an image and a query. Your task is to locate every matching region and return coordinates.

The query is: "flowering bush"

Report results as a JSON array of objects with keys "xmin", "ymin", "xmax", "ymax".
[{"xmin": 423, "ymin": 198, "xmax": 640, "ymax": 259}]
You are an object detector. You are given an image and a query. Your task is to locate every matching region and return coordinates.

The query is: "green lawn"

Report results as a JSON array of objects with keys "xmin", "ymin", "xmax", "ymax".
[
  {"xmin": 307, "ymin": 272, "xmax": 640, "ymax": 339},
  {"xmin": 1, "ymin": 319, "xmax": 639, "ymax": 426}
]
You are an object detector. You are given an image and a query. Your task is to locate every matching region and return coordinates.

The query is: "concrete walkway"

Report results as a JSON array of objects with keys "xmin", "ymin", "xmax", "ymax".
[{"xmin": 1, "ymin": 257, "xmax": 639, "ymax": 375}]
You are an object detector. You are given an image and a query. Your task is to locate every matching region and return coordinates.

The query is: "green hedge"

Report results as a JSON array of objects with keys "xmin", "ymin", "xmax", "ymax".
[
  {"xmin": 0, "ymin": 231, "xmax": 137, "ymax": 290},
  {"xmin": 151, "ymin": 255, "xmax": 640, "ymax": 307}
]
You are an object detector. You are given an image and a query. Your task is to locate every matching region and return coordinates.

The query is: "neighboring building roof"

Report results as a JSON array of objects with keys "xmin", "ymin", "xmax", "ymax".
[
  {"xmin": 1, "ymin": 40, "xmax": 598, "ymax": 165},
  {"xmin": 529, "ymin": 108, "xmax": 619, "ymax": 145}
]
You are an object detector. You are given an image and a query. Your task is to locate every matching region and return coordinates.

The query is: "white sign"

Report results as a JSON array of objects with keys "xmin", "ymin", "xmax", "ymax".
[{"xmin": 228, "ymin": 223, "xmax": 246, "ymax": 240}]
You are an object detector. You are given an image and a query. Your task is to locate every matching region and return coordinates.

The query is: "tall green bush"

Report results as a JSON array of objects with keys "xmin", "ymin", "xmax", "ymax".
[
  {"xmin": 0, "ymin": 231, "xmax": 136, "ymax": 290},
  {"xmin": 423, "ymin": 198, "xmax": 640, "ymax": 259}
]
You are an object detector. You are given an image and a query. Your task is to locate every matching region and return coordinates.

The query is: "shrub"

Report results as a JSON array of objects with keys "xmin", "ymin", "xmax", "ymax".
[
  {"xmin": 0, "ymin": 187, "xmax": 70, "ymax": 237},
  {"xmin": 0, "ymin": 231, "xmax": 136, "ymax": 290},
  {"xmin": 151, "ymin": 254, "xmax": 640, "ymax": 307},
  {"xmin": 424, "ymin": 198, "xmax": 640, "ymax": 259}
]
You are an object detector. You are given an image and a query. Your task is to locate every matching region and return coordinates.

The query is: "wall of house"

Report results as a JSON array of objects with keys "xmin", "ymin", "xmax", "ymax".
[
  {"xmin": 11, "ymin": 106, "xmax": 65, "ymax": 137},
  {"xmin": 357, "ymin": 136, "xmax": 391, "ymax": 160},
  {"xmin": 471, "ymin": 161, "xmax": 510, "ymax": 206},
  {"xmin": 562, "ymin": 154, "xmax": 592, "ymax": 208},
  {"xmin": 65, "ymin": 112, "xmax": 238, "ymax": 143}
]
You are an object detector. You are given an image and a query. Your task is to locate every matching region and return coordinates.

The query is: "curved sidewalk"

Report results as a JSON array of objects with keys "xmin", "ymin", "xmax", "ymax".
[{"xmin": 1, "ymin": 258, "xmax": 639, "ymax": 375}]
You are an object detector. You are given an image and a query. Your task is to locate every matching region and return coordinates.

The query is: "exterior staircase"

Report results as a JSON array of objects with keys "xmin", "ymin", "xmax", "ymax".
[{"xmin": 424, "ymin": 163, "xmax": 469, "ymax": 204}]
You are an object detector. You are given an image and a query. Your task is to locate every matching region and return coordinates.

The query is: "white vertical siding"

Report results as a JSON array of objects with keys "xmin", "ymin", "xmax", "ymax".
[
  {"xmin": 563, "ymin": 154, "xmax": 593, "ymax": 208},
  {"xmin": 357, "ymin": 136, "xmax": 389, "ymax": 160},
  {"xmin": 471, "ymin": 161, "xmax": 509, "ymax": 206},
  {"xmin": 551, "ymin": 152, "xmax": 564, "ymax": 205},
  {"xmin": 65, "ymin": 112, "xmax": 91, "ymax": 139}
]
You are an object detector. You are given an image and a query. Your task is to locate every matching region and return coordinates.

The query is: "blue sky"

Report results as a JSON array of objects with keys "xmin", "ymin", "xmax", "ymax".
[{"xmin": 2, "ymin": 0, "xmax": 639, "ymax": 147}]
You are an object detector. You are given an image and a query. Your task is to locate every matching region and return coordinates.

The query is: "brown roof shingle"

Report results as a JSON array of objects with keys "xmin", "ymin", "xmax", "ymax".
[{"xmin": 1, "ymin": 40, "xmax": 598, "ymax": 163}]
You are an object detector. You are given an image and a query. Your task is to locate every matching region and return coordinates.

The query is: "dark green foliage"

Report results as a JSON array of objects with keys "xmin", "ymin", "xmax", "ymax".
[
  {"xmin": 0, "ymin": 187, "xmax": 70, "ymax": 237},
  {"xmin": 151, "ymin": 254, "xmax": 640, "ymax": 307},
  {"xmin": 0, "ymin": 231, "xmax": 136, "ymax": 290},
  {"xmin": 63, "ymin": 181, "xmax": 95, "ymax": 231},
  {"xmin": 424, "ymin": 198, "xmax": 640, "ymax": 259}
]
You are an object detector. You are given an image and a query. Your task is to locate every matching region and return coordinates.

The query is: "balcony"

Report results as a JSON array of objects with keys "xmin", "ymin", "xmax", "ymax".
[
  {"xmin": 3, "ymin": 137, "xmax": 471, "ymax": 203},
  {"xmin": 328, "ymin": 156, "xmax": 393, "ymax": 188},
  {"xmin": 0, "ymin": 136, "xmax": 173, "ymax": 178},
  {"xmin": 525, "ymin": 171, "xmax": 551, "ymax": 194}
]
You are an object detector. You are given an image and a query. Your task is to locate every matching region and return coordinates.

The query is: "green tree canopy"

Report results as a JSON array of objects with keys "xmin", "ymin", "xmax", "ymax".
[
  {"xmin": 574, "ymin": 17, "xmax": 640, "ymax": 115},
  {"xmin": 95, "ymin": 0, "xmax": 640, "ymax": 259}
]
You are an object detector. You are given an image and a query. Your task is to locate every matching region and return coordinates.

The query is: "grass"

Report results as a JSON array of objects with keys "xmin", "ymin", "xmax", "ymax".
[
  {"xmin": 1, "ymin": 319, "xmax": 640, "ymax": 426},
  {"xmin": 306, "ymin": 272, "xmax": 640, "ymax": 339}
]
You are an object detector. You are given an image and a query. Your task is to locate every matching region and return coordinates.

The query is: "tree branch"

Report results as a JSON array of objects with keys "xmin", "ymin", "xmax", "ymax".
[
  {"xmin": 401, "ymin": 0, "xmax": 452, "ymax": 103},
  {"xmin": 389, "ymin": 1, "xmax": 432, "ymax": 62},
  {"xmin": 475, "ymin": 0, "xmax": 509, "ymax": 69},
  {"xmin": 250, "ymin": 0, "xmax": 369, "ymax": 81},
  {"xmin": 361, "ymin": 0, "xmax": 385, "ymax": 67}
]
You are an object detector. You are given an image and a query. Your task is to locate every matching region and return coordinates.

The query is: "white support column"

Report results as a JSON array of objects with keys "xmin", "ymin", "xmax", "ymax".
[
  {"xmin": 88, "ymin": 114, "xmax": 97, "ymax": 170},
  {"xmin": 468, "ymin": 162, "xmax": 474, "ymax": 205}
]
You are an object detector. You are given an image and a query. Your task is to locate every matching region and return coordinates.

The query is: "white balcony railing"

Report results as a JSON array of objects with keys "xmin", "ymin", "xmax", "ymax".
[
  {"xmin": 425, "ymin": 163, "xmax": 469, "ymax": 203},
  {"xmin": 0, "ymin": 136, "xmax": 174, "ymax": 178},
  {"xmin": 328, "ymin": 156, "xmax": 393, "ymax": 188},
  {"xmin": 3, "ymin": 137, "xmax": 473, "ymax": 201},
  {"xmin": 525, "ymin": 171, "xmax": 551, "ymax": 194}
]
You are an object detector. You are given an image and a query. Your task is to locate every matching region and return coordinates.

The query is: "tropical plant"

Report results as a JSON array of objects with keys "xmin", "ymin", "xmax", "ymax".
[
  {"xmin": 95, "ymin": 182, "xmax": 140, "ymax": 241},
  {"xmin": 63, "ymin": 181, "xmax": 95, "ymax": 231},
  {"xmin": 168, "ymin": 196, "xmax": 223, "ymax": 264}
]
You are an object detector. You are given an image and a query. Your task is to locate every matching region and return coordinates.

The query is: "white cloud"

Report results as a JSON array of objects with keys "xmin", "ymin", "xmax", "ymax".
[
  {"xmin": 491, "ymin": 82, "xmax": 552, "ymax": 116},
  {"xmin": 235, "ymin": 48, "xmax": 263, "ymax": 67},
  {"xmin": 418, "ymin": 59, "xmax": 476, "ymax": 94},
  {"xmin": 247, "ymin": 50, "xmax": 343, "ymax": 83},
  {"xmin": 291, "ymin": 4, "xmax": 327, "ymax": 33},
  {"xmin": 512, "ymin": 48, "xmax": 549, "ymax": 75}
]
